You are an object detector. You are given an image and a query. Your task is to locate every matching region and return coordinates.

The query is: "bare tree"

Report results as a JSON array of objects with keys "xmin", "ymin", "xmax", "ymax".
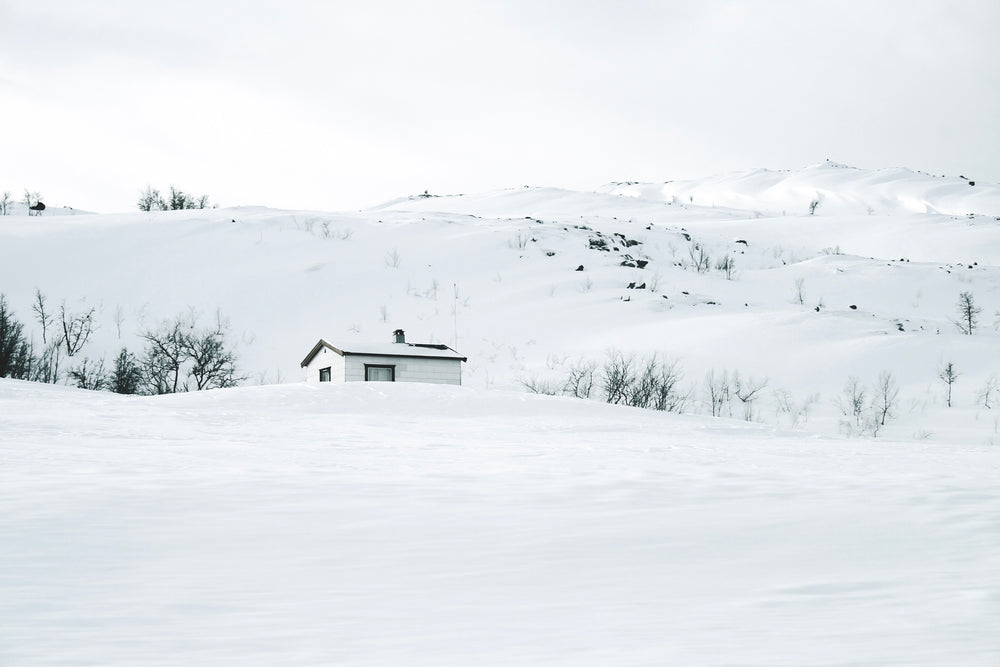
[
  {"xmin": 140, "ymin": 311, "xmax": 244, "ymax": 394},
  {"xmin": 838, "ymin": 376, "xmax": 867, "ymax": 427},
  {"xmin": 938, "ymin": 361, "xmax": 960, "ymax": 408},
  {"xmin": 0, "ymin": 295, "xmax": 33, "ymax": 379},
  {"xmin": 113, "ymin": 305, "xmax": 125, "ymax": 339},
  {"xmin": 716, "ymin": 254, "xmax": 736, "ymax": 280},
  {"xmin": 628, "ymin": 355, "xmax": 662, "ymax": 409},
  {"xmin": 22, "ymin": 189, "xmax": 42, "ymax": 216},
  {"xmin": 704, "ymin": 369, "xmax": 731, "ymax": 417},
  {"xmin": 168, "ymin": 186, "xmax": 210, "ymax": 210},
  {"xmin": 181, "ymin": 323, "xmax": 245, "ymax": 390},
  {"xmin": 0, "ymin": 191, "xmax": 12, "ymax": 215},
  {"xmin": 602, "ymin": 350, "xmax": 636, "ymax": 405},
  {"xmin": 30, "ymin": 340, "xmax": 63, "ymax": 384},
  {"xmin": 32, "ymin": 289, "xmax": 55, "ymax": 345},
  {"xmin": 141, "ymin": 317, "xmax": 190, "ymax": 394},
  {"xmin": 955, "ymin": 291, "xmax": 981, "ymax": 335},
  {"xmin": 137, "ymin": 186, "xmax": 166, "ymax": 211},
  {"xmin": 652, "ymin": 360, "xmax": 689, "ymax": 413},
  {"xmin": 794, "ymin": 278, "xmax": 806, "ymax": 305},
  {"xmin": 979, "ymin": 375, "xmax": 999, "ymax": 409},
  {"xmin": 871, "ymin": 370, "xmax": 900, "ymax": 426},
  {"xmin": 732, "ymin": 371, "xmax": 768, "ymax": 421},
  {"xmin": 60, "ymin": 303, "xmax": 96, "ymax": 357},
  {"xmin": 773, "ymin": 389, "xmax": 820, "ymax": 428},
  {"xmin": 865, "ymin": 414, "xmax": 884, "ymax": 438}
]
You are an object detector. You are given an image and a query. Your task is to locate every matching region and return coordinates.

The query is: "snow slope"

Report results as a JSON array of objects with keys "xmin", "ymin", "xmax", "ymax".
[
  {"xmin": 3, "ymin": 163, "xmax": 1000, "ymax": 441},
  {"xmin": 600, "ymin": 161, "xmax": 1000, "ymax": 218},
  {"xmin": 2, "ymin": 379, "xmax": 998, "ymax": 665}
]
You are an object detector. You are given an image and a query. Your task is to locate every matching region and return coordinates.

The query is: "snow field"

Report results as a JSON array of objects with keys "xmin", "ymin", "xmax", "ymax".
[
  {"xmin": 3, "ymin": 163, "xmax": 1000, "ymax": 662},
  {"xmin": 1, "ymin": 380, "xmax": 999, "ymax": 664}
]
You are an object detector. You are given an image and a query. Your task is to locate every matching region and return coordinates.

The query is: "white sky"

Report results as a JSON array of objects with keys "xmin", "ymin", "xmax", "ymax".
[{"xmin": 2, "ymin": 0, "xmax": 998, "ymax": 213}]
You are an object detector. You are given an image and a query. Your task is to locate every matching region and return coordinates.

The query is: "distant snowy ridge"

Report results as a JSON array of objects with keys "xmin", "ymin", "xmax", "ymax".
[{"xmin": 600, "ymin": 162, "xmax": 1000, "ymax": 217}]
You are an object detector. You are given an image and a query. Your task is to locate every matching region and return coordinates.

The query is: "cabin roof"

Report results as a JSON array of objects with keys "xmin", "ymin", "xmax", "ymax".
[{"xmin": 300, "ymin": 338, "xmax": 467, "ymax": 367}]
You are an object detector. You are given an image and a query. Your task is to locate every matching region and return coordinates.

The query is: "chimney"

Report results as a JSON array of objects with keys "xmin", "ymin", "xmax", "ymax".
[{"xmin": 393, "ymin": 329, "xmax": 406, "ymax": 344}]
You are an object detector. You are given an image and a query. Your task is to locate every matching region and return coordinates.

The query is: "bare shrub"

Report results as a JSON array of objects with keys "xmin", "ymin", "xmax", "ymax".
[
  {"xmin": 732, "ymin": 371, "xmax": 768, "ymax": 421},
  {"xmin": 703, "ymin": 369, "xmax": 731, "ymax": 417},
  {"xmin": 23, "ymin": 190, "xmax": 43, "ymax": 216},
  {"xmin": 30, "ymin": 340, "xmax": 63, "ymax": 384},
  {"xmin": 69, "ymin": 357, "xmax": 107, "ymax": 391},
  {"xmin": 563, "ymin": 358, "xmax": 597, "ymax": 399},
  {"xmin": 521, "ymin": 376, "xmax": 559, "ymax": 395},
  {"xmin": 688, "ymin": 243, "xmax": 711, "ymax": 273},
  {"xmin": 716, "ymin": 254, "xmax": 736, "ymax": 280},
  {"xmin": 602, "ymin": 350, "xmax": 635, "ymax": 405},
  {"xmin": 794, "ymin": 278, "xmax": 806, "ymax": 305},
  {"xmin": 838, "ymin": 376, "xmax": 867, "ymax": 427},
  {"xmin": 773, "ymin": 389, "xmax": 820, "ymax": 428}
]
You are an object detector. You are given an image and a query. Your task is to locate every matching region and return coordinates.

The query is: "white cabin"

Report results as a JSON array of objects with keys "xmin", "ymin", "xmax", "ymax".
[{"xmin": 301, "ymin": 329, "xmax": 466, "ymax": 385}]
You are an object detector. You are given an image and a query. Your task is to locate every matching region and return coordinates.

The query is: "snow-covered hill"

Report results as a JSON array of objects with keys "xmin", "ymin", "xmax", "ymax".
[
  {"xmin": 3, "ymin": 162, "xmax": 1000, "ymax": 441},
  {"xmin": 601, "ymin": 161, "xmax": 1000, "ymax": 218}
]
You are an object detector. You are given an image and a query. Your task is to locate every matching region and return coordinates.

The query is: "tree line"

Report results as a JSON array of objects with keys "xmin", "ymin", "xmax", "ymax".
[
  {"xmin": 0, "ymin": 293, "xmax": 244, "ymax": 394},
  {"xmin": 137, "ymin": 186, "xmax": 212, "ymax": 211},
  {"xmin": 0, "ymin": 186, "xmax": 214, "ymax": 215}
]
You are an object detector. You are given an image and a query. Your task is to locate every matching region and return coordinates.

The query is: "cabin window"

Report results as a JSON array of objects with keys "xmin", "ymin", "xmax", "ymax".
[
  {"xmin": 319, "ymin": 367, "xmax": 331, "ymax": 382},
  {"xmin": 365, "ymin": 364, "xmax": 395, "ymax": 382}
]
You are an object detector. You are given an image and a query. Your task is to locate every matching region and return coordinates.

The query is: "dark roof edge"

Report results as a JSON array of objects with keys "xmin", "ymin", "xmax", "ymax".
[
  {"xmin": 300, "ymin": 339, "xmax": 346, "ymax": 367},
  {"xmin": 340, "ymin": 350, "xmax": 468, "ymax": 362}
]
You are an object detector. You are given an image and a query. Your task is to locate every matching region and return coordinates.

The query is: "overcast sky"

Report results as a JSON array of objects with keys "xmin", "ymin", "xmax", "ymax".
[{"xmin": 2, "ymin": 0, "xmax": 998, "ymax": 213}]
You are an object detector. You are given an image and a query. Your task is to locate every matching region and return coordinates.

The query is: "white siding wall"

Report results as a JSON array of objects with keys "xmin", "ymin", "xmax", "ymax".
[
  {"xmin": 304, "ymin": 347, "xmax": 346, "ymax": 382},
  {"xmin": 344, "ymin": 355, "xmax": 462, "ymax": 385}
]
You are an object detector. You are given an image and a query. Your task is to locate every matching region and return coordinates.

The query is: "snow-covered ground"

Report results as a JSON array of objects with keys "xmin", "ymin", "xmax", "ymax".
[
  {"xmin": 2, "ymin": 379, "xmax": 998, "ymax": 665},
  {"xmin": 2, "ymin": 162, "xmax": 1000, "ymax": 663}
]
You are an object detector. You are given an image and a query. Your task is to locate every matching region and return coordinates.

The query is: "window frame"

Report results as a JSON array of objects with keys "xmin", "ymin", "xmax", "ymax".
[
  {"xmin": 318, "ymin": 366, "xmax": 332, "ymax": 382},
  {"xmin": 364, "ymin": 364, "xmax": 396, "ymax": 382}
]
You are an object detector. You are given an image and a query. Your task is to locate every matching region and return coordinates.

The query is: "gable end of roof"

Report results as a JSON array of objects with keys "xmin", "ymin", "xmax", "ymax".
[{"xmin": 300, "ymin": 339, "xmax": 346, "ymax": 367}]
